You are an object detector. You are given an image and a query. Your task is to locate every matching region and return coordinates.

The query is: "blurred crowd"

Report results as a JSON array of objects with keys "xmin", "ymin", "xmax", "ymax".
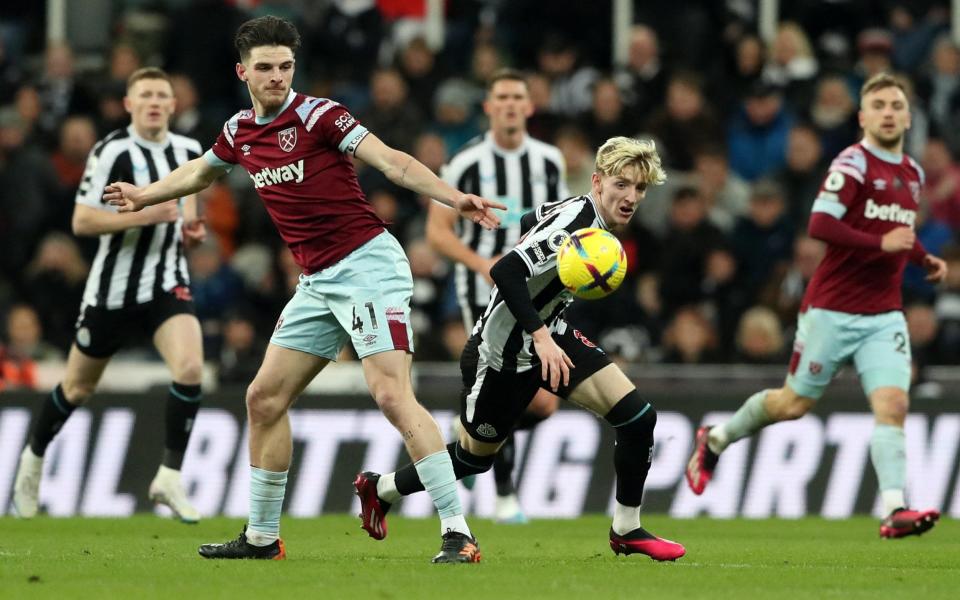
[{"xmin": 2, "ymin": 0, "xmax": 960, "ymax": 390}]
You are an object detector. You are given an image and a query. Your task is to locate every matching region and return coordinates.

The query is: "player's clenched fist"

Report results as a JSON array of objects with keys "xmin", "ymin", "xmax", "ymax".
[{"xmin": 880, "ymin": 226, "xmax": 915, "ymax": 253}]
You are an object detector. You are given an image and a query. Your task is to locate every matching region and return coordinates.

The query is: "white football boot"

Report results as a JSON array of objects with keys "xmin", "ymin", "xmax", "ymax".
[
  {"xmin": 149, "ymin": 465, "xmax": 200, "ymax": 523},
  {"xmin": 494, "ymin": 493, "xmax": 528, "ymax": 524},
  {"xmin": 12, "ymin": 446, "xmax": 44, "ymax": 518}
]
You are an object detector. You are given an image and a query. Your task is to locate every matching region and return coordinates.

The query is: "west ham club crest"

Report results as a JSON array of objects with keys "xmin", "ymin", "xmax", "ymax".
[{"xmin": 278, "ymin": 127, "xmax": 297, "ymax": 152}]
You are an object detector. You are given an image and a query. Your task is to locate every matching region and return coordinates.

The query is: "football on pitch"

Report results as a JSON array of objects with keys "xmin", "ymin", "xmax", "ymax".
[{"xmin": 556, "ymin": 228, "xmax": 627, "ymax": 300}]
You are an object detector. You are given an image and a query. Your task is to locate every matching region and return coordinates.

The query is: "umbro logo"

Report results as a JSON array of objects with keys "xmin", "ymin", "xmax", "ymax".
[
  {"xmin": 475, "ymin": 423, "xmax": 498, "ymax": 438},
  {"xmin": 241, "ymin": 144, "xmax": 251, "ymax": 156}
]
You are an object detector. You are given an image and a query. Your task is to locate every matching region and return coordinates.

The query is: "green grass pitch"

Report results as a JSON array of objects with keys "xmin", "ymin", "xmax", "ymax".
[{"xmin": 1, "ymin": 515, "xmax": 956, "ymax": 599}]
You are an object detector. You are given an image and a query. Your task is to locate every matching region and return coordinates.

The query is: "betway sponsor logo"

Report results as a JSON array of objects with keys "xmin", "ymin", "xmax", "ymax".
[
  {"xmin": 249, "ymin": 159, "xmax": 304, "ymax": 189},
  {"xmin": 864, "ymin": 198, "xmax": 915, "ymax": 227}
]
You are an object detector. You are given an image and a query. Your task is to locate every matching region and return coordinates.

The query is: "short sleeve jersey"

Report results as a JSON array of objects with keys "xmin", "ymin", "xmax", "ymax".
[
  {"xmin": 803, "ymin": 141, "xmax": 924, "ymax": 314},
  {"xmin": 206, "ymin": 91, "xmax": 386, "ymax": 273}
]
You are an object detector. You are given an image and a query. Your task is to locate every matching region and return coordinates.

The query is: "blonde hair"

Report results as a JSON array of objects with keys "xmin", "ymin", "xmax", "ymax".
[
  {"xmin": 594, "ymin": 136, "xmax": 667, "ymax": 185},
  {"xmin": 735, "ymin": 306, "xmax": 784, "ymax": 354}
]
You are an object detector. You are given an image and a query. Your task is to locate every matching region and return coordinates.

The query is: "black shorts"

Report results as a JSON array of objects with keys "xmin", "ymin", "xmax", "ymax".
[
  {"xmin": 458, "ymin": 322, "xmax": 611, "ymax": 443},
  {"xmin": 74, "ymin": 290, "xmax": 196, "ymax": 358}
]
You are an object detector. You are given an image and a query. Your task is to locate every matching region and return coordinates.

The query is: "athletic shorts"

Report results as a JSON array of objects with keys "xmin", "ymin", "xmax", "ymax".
[
  {"xmin": 270, "ymin": 231, "xmax": 415, "ymax": 360},
  {"xmin": 458, "ymin": 320, "xmax": 611, "ymax": 443},
  {"xmin": 74, "ymin": 287, "xmax": 196, "ymax": 358},
  {"xmin": 786, "ymin": 308, "xmax": 911, "ymax": 399}
]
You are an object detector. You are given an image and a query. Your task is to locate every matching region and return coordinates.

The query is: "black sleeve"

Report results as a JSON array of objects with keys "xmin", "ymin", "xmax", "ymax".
[{"xmin": 489, "ymin": 251, "xmax": 545, "ymax": 334}]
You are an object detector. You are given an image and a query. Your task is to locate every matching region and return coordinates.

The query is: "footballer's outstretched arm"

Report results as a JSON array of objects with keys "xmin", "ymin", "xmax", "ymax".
[
  {"xmin": 72, "ymin": 201, "xmax": 181, "ymax": 236},
  {"xmin": 354, "ymin": 132, "xmax": 506, "ymax": 229},
  {"xmin": 104, "ymin": 156, "xmax": 226, "ymax": 213},
  {"xmin": 490, "ymin": 252, "xmax": 573, "ymax": 391}
]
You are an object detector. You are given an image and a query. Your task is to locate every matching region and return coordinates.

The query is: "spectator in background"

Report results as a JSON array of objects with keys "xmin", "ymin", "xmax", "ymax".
[
  {"xmin": 230, "ymin": 243, "xmax": 287, "ymax": 338},
  {"xmin": 431, "ymin": 79, "xmax": 481, "ymax": 158},
  {"xmin": 762, "ymin": 22, "xmax": 819, "ymax": 112},
  {"xmin": 851, "ymin": 28, "xmax": 895, "ymax": 90},
  {"xmin": 49, "ymin": 116, "xmax": 97, "ymax": 231},
  {"xmin": 919, "ymin": 137, "xmax": 960, "ymax": 230},
  {"xmin": 360, "ymin": 68, "xmax": 424, "ymax": 153},
  {"xmin": 903, "ymin": 202, "xmax": 953, "ymax": 304},
  {"xmin": 657, "ymin": 186, "xmax": 729, "ymax": 312},
  {"xmin": 553, "ymin": 125, "xmax": 594, "ymax": 194},
  {"xmin": 692, "ymin": 145, "xmax": 750, "ymax": 232},
  {"xmin": 188, "ymin": 234, "xmax": 244, "ymax": 356},
  {"xmin": 33, "ymin": 43, "xmax": 97, "ymax": 148},
  {"xmin": 734, "ymin": 306, "xmax": 787, "ymax": 363},
  {"xmin": 645, "ymin": 71, "xmax": 723, "ymax": 172},
  {"xmin": 904, "ymin": 302, "xmax": 941, "ymax": 388},
  {"xmin": 807, "ymin": 75, "xmax": 859, "ymax": 159},
  {"xmin": 727, "ymin": 81, "xmax": 795, "ymax": 181},
  {"xmin": 761, "ymin": 234, "xmax": 826, "ymax": 327},
  {"xmin": 615, "ymin": 24, "xmax": 668, "ymax": 123},
  {"xmin": 724, "ymin": 34, "xmax": 765, "ymax": 112},
  {"xmin": 889, "ymin": 3, "xmax": 947, "ymax": 73},
  {"xmin": 918, "ymin": 36, "xmax": 960, "ymax": 156},
  {"xmin": 107, "ymin": 43, "xmax": 142, "ymax": 88},
  {"xmin": 731, "ymin": 180, "xmax": 795, "ymax": 300},
  {"xmin": 772, "ymin": 124, "xmax": 827, "ymax": 229},
  {"xmin": 0, "ymin": 107, "xmax": 59, "ymax": 282},
  {"xmin": 406, "ymin": 238, "xmax": 453, "ymax": 360},
  {"xmin": 660, "ymin": 306, "xmax": 721, "ymax": 364},
  {"xmin": 170, "ymin": 73, "xmax": 220, "ymax": 147},
  {"xmin": 398, "ymin": 37, "xmax": 446, "ymax": 114},
  {"xmin": 537, "ymin": 33, "xmax": 598, "ymax": 117},
  {"xmin": 3, "ymin": 304, "xmax": 61, "ymax": 361},
  {"xmin": 933, "ymin": 244, "xmax": 960, "ymax": 363},
  {"xmin": 14, "ymin": 84, "xmax": 42, "ymax": 146},
  {"xmin": 22, "ymin": 232, "xmax": 88, "ymax": 352},
  {"xmin": 525, "ymin": 72, "xmax": 563, "ymax": 142},
  {"xmin": 578, "ymin": 77, "xmax": 634, "ymax": 150},
  {"xmin": 218, "ymin": 307, "xmax": 263, "ymax": 386}
]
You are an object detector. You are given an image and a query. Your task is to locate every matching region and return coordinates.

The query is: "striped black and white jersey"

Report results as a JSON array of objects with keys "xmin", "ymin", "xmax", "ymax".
[
  {"xmin": 76, "ymin": 125, "xmax": 202, "ymax": 309},
  {"xmin": 441, "ymin": 131, "xmax": 569, "ymax": 313},
  {"xmin": 475, "ymin": 194, "xmax": 607, "ymax": 372}
]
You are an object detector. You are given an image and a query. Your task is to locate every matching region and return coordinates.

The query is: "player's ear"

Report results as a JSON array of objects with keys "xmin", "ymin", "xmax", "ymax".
[
  {"xmin": 235, "ymin": 63, "xmax": 246, "ymax": 82},
  {"xmin": 122, "ymin": 95, "xmax": 132, "ymax": 114}
]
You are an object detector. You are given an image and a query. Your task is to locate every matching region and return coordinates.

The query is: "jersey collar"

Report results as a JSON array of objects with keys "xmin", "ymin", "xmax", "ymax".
[
  {"xmin": 127, "ymin": 124, "xmax": 169, "ymax": 150},
  {"xmin": 255, "ymin": 89, "xmax": 297, "ymax": 125},
  {"xmin": 486, "ymin": 130, "xmax": 528, "ymax": 156},
  {"xmin": 586, "ymin": 192, "xmax": 610, "ymax": 230},
  {"xmin": 861, "ymin": 138, "xmax": 903, "ymax": 164}
]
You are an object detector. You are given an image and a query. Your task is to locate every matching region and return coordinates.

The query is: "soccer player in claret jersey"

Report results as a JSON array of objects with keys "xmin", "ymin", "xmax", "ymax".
[
  {"xmin": 356, "ymin": 137, "xmax": 686, "ymax": 561},
  {"xmin": 105, "ymin": 16, "xmax": 505, "ymax": 563},
  {"xmin": 685, "ymin": 73, "xmax": 947, "ymax": 538}
]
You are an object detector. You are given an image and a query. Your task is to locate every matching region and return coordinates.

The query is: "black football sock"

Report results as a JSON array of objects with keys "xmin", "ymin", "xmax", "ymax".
[
  {"xmin": 29, "ymin": 384, "xmax": 76, "ymax": 457},
  {"xmin": 493, "ymin": 434, "xmax": 517, "ymax": 496},
  {"xmin": 604, "ymin": 390, "xmax": 657, "ymax": 506},
  {"xmin": 162, "ymin": 382, "xmax": 201, "ymax": 470},
  {"xmin": 394, "ymin": 442, "xmax": 495, "ymax": 496}
]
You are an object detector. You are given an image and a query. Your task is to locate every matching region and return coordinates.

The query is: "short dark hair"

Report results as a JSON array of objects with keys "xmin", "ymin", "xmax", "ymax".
[
  {"xmin": 126, "ymin": 67, "xmax": 171, "ymax": 91},
  {"xmin": 234, "ymin": 16, "xmax": 300, "ymax": 61},
  {"xmin": 487, "ymin": 68, "xmax": 527, "ymax": 91}
]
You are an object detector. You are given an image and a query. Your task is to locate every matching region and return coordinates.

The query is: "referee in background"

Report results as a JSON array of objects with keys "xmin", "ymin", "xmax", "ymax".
[{"xmin": 426, "ymin": 68, "xmax": 569, "ymax": 523}]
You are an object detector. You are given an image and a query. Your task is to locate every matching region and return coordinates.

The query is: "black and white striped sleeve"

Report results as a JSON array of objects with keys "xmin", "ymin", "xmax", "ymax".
[
  {"xmin": 76, "ymin": 134, "xmax": 131, "ymax": 209},
  {"xmin": 512, "ymin": 198, "xmax": 593, "ymax": 277}
]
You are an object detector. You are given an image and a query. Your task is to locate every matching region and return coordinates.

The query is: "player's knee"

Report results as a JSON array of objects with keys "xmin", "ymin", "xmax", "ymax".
[
  {"xmin": 766, "ymin": 388, "xmax": 813, "ymax": 421},
  {"xmin": 450, "ymin": 441, "xmax": 496, "ymax": 477},
  {"xmin": 605, "ymin": 389, "xmax": 656, "ymax": 441},
  {"xmin": 370, "ymin": 382, "xmax": 412, "ymax": 421},
  {"xmin": 171, "ymin": 357, "xmax": 203, "ymax": 386},
  {"xmin": 61, "ymin": 379, "xmax": 94, "ymax": 405},
  {"xmin": 873, "ymin": 394, "xmax": 908, "ymax": 425},
  {"xmin": 245, "ymin": 383, "xmax": 284, "ymax": 425}
]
